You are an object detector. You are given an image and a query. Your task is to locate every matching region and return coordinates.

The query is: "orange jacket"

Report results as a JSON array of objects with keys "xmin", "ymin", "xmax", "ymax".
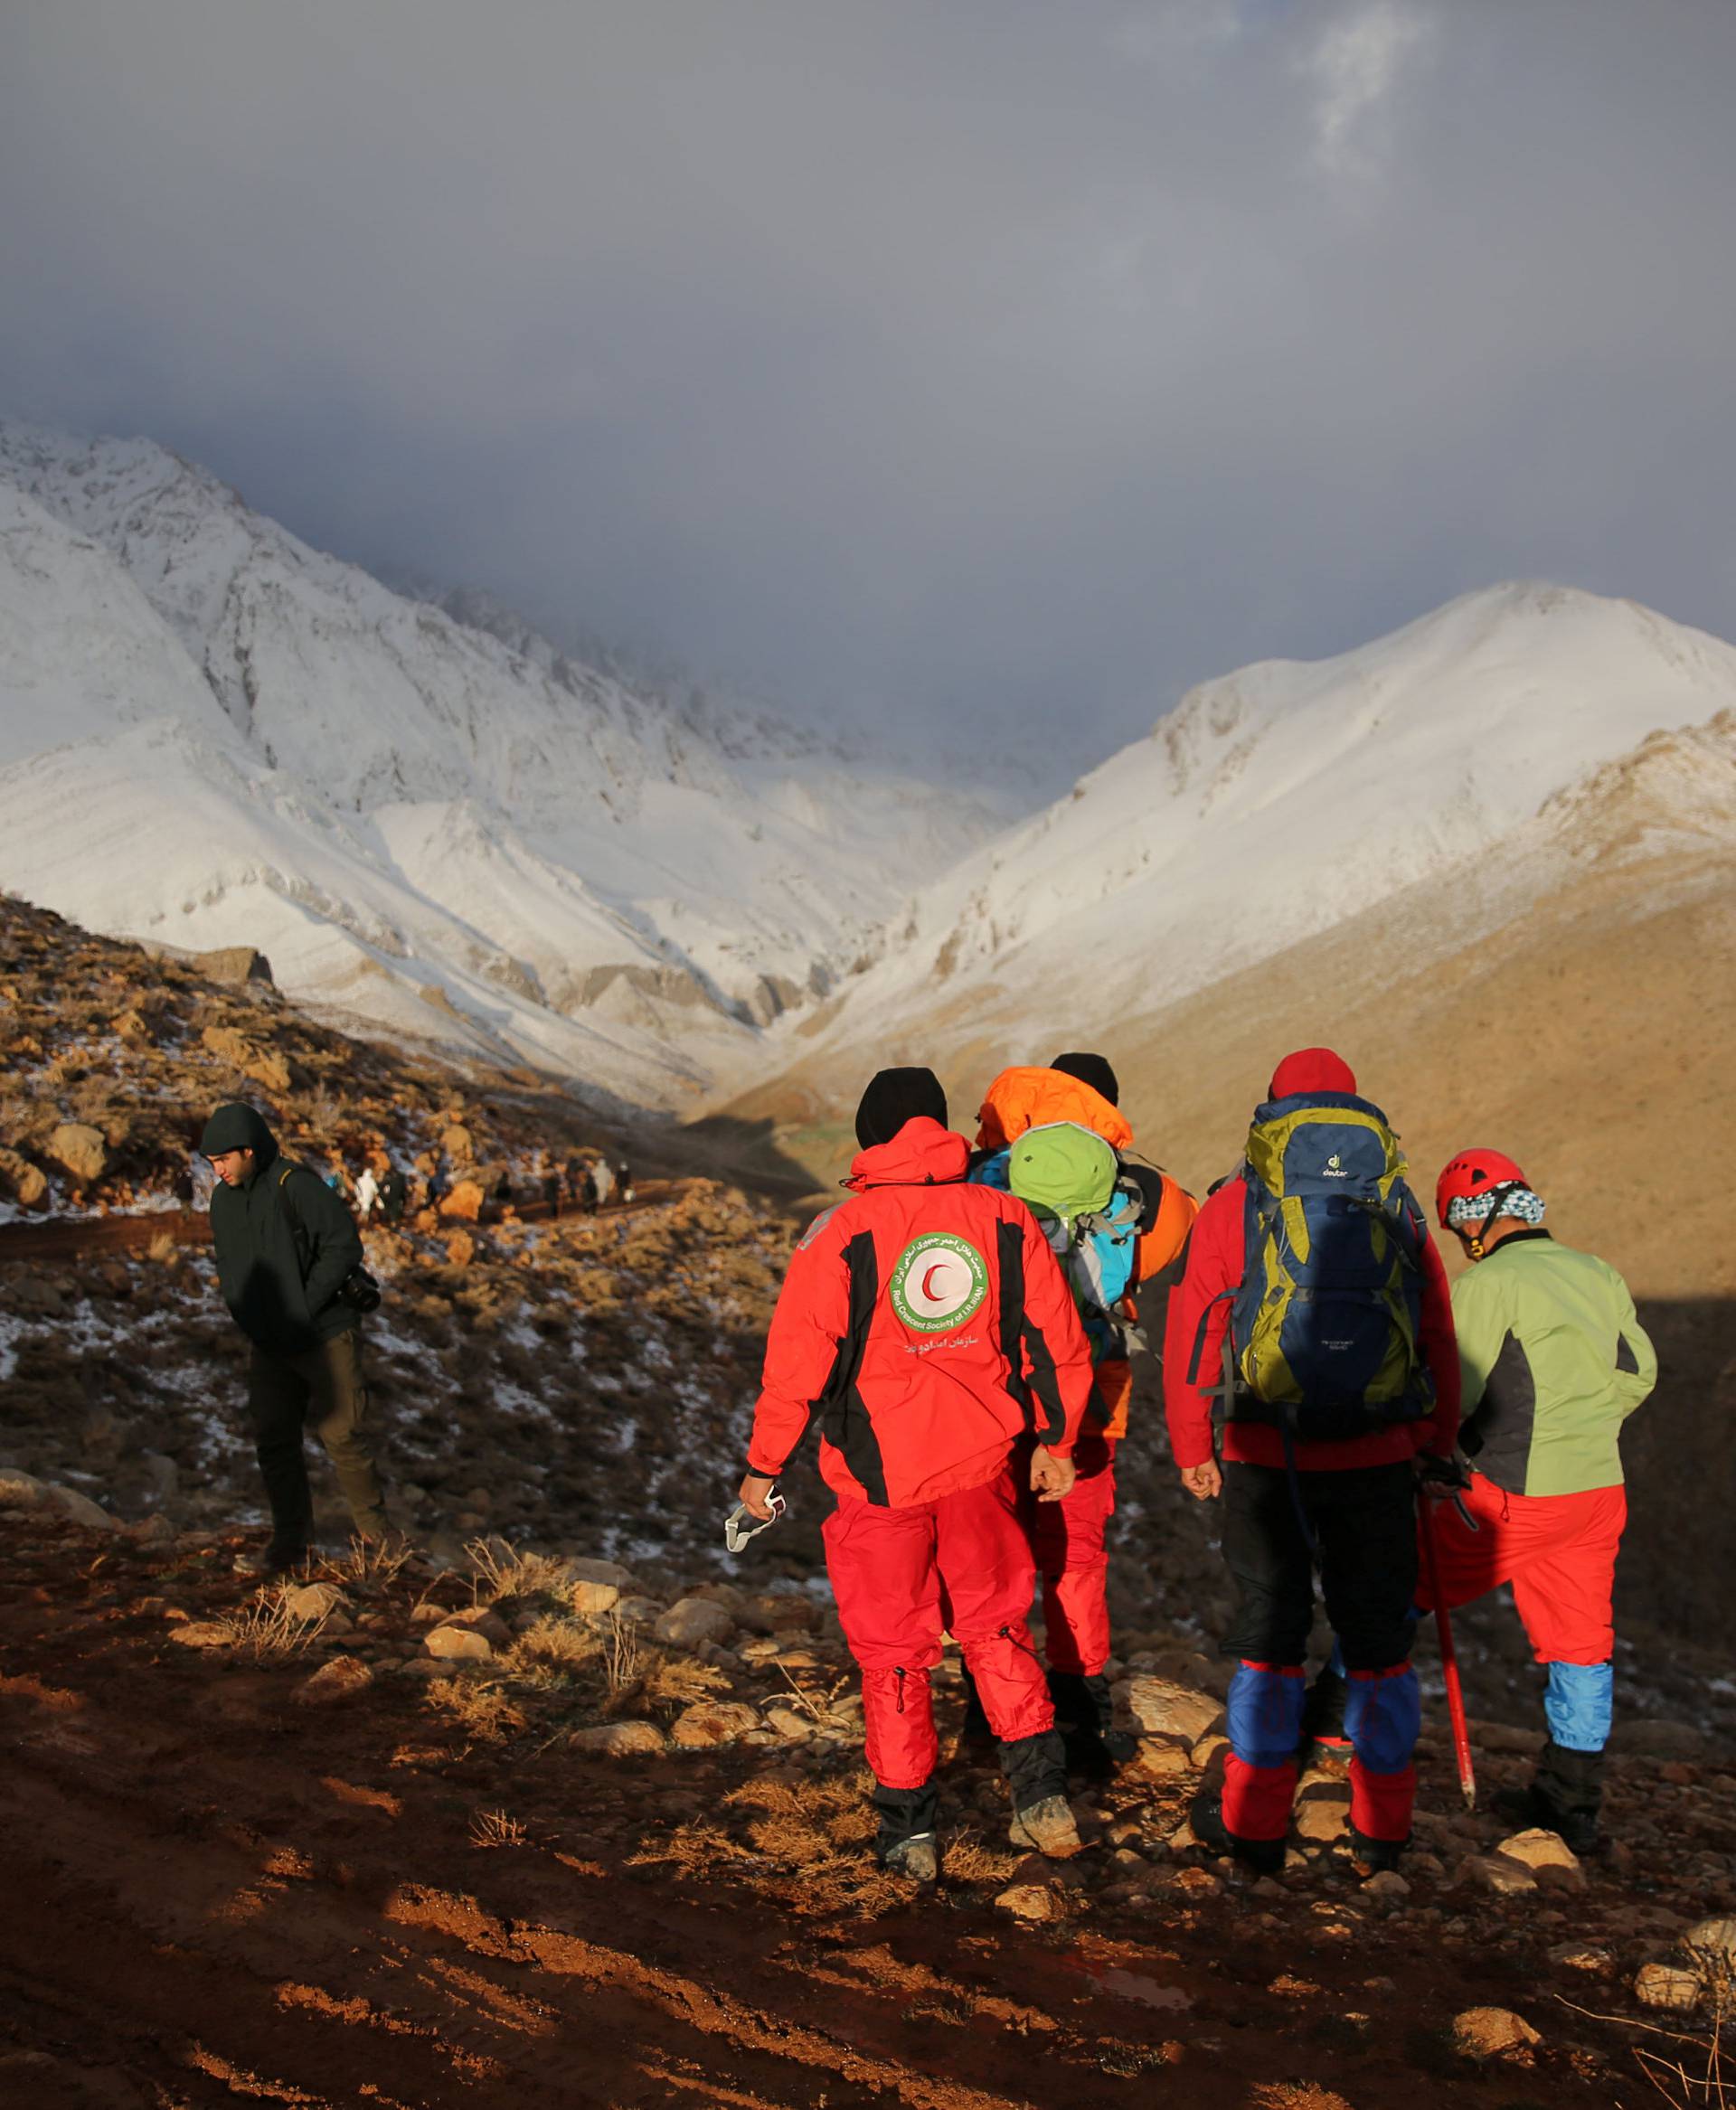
[{"xmin": 747, "ymin": 1117, "xmax": 1094, "ymax": 1507}]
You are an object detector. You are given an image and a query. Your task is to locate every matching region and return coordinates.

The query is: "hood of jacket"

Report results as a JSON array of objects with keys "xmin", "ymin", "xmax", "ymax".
[
  {"xmin": 199, "ymin": 1101, "xmax": 280, "ymax": 1178},
  {"xmin": 845, "ymin": 1116, "xmax": 969, "ymax": 1191}
]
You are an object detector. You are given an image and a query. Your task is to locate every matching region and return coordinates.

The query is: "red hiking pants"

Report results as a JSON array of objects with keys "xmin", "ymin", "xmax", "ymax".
[
  {"xmin": 1031, "ymin": 1430, "xmax": 1116, "ymax": 1676},
  {"xmin": 1412, "ymin": 1472, "xmax": 1626, "ymax": 1664},
  {"xmin": 824, "ymin": 1468, "xmax": 1053, "ymax": 1790}
]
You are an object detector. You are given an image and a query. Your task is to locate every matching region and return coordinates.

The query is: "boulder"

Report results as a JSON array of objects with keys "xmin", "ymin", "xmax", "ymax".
[
  {"xmin": 1462, "ymin": 1854, "xmax": 1538, "ymax": 1897},
  {"xmin": 293, "ymin": 1657, "xmax": 373, "ymax": 1705},
  {"xmin": 995, "ymin": 1883, "xmax": 1058, "ymax": 1922},
  {"xmin": 192, "ymin": 946, "xmax": 274, "ymax": 986},
  {"xmin": 0, "ymin": 1146, "xmax": 47, "ymax": 1208},
  {"xmin": 424, "ymin": 1625, "xmax": 493, "ymax": 1663},
  {"xmin": 1451, "ymin": 2007, "xmax": 1541, "ymax": 2061},
  {"xmin": 438, "ymin": 1606, "xmax": 514, "ymax": 1648},
  {"xmin": 201, "ymin": 1024, "xmax": 293, "ymax": 1095},
  {"xmin": 764, "ymin": 1704, "xmax": 816, "ymax": 1741},
  {"xmin": 1548, "ymin": 1942, "xmax": 1613, "ymax": 1973},
  {"xmin": 656, "ymin": 1598, "xmax": 736, "ymax": 1650},
  {"xmin": 737, "ymin": 1593, "xmax": 820, "ymax": 1636},
  {"xmin": 45, "ymin": 1123, "xmax": 108, "ymax": 1185},
  {"xmin": 1363, "ymin": 1869, "xmax": 1410, "ymax": 1900},
  {"xmin": 1120, "ymin": 1675, "xmax": 1222, "ymax": 1744},
  {"xmin": 1634, "ymin": 1963, "xmax": 1703, "ymax": 2012},
  {"xmin": 44, "ymin": 1484, "xmax": 118, "ymax": 1532},
  {"xmin": 669, "ymin": 1701, "xmax": 760, "ymax": 1749},
  {"xmin": 440, "ymin": 1125, "xmax": 475, "ymax": 1163},
  {"xmin": 570, "ymin": 1557, "xmax": 638, "ymax": 1591},
  {"xmin": 1609, "ymin": 1719, "xmax": 1709, "ymax": 1760},
  {"xmin": 1495, "ymin": 1828, "xmax": 1581, "ymax": 1873},
  {"xmin": 442, "ymin": 1229, "xmax": 477, "ymax": 1268},
  {"xmin": 571, "ymin": 1578, "xmax": 620, "ymax": 1615},
  {"xmin": 1133, "ymin": 1742, "xmax": 1190, "ymax": 1779},
  {"xmin": 282, "ymin": 1582, "xmax": 346, "ymax": 1625},
  {"xmin": 439, "ymin": 1181, "xmax": 486, "ymax": 1223},
  {"xmin": 169, "ymin": 1622, "xmax": 233, "ymax": 1650},
  {"xmin": 571, "ymin": 1720, "xmax": 665, "ymax": 1756}
]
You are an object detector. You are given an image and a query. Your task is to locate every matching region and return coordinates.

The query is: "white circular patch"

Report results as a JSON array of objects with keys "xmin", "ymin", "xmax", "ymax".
[{"xmin": 889, "ymin": 1232, "xmax": 988, "ymax": 1333}]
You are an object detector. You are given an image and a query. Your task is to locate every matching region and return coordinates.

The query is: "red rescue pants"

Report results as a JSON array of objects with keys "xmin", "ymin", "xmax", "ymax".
[
  {"xmin": 1030, "ymin": 1429, "xmax": 1116, "ymax": 1676},
  {"xmin": 1412, "ymin": 1473, "xmax": 1626, "ymax": 1664},
  {"xmin": 824, "ymin": 1468, "xmax": 1054, "ymax": 1790}
]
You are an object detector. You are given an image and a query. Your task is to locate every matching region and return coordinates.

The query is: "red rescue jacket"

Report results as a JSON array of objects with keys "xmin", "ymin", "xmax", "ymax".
[
  {"xmin": 1162, "ymin": 1175, "xmax": 1461, "ymax": 1472},
  {"xmin": 747, "ymin": 1117, "xmax": 1094, "ymax": 1507}
]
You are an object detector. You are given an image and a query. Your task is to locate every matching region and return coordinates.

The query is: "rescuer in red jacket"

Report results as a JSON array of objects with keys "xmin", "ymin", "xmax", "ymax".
[
  {"xmin": 738, "ymin": 1067, "xmax": 1096, "ymax": 1884},
  {"xmin": 1162, "ymin": 1049, "xmax": 1460, "ymax": 1877}
]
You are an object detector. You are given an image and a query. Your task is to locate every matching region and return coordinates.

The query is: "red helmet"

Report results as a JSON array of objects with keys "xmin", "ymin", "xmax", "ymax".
[{"xmin": 1435, "ymin": 1148, "xmax": 1530, "ymax": 1228}]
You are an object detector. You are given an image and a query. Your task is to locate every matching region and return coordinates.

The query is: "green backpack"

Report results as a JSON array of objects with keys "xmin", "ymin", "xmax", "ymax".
[{"xmin": 1004, "ymin": 1122, "xmax": 1144, "ymax": 1360}]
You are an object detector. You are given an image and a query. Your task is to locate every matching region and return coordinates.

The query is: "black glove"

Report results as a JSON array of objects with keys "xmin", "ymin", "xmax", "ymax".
[{"xmin": 1414, "ymin": 1449, "xmax": 1470, "ymax": 1491}]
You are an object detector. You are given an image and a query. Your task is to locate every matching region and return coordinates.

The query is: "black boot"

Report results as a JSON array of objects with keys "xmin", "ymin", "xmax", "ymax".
[
  {"xmin": 1191, "ymin": 1791, "xmax": 1285, "ymax": 1877},
  {"xmin": 1049, "ymin": 1670, "xmax": 1137, "ymax": 1773},
  {"xmin": 873, "ymin": 1781, "xmax": 939, "ymax": 1876},
  {"xmin": 1000, "ymin": 1728, "xmax": 1080, "ymax": 1854},
  {"xmin": 1531, "ymin": 1740, "xmax": 1604, "ymax": 1856}
]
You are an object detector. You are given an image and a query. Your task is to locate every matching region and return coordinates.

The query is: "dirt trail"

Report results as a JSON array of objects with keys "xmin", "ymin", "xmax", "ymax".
[{"xmin": 0, "ymin": 1527, "xmax": 1637, "ymax": 2110}]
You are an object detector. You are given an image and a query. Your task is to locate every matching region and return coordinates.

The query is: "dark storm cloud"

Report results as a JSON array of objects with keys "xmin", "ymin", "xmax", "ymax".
[{"xmin": 3, "ymin": 0, "xmax": 1734, "ymax": 767}]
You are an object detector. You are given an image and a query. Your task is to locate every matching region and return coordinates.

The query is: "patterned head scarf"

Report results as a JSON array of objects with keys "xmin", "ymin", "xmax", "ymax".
[{"xmin": 1444, "ymin": 1185, "xmax": 1546, "ymax": 1231}]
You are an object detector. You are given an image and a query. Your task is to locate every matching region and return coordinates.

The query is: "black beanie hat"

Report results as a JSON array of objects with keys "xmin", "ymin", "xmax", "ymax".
[
  {"xmin": 1049, "ymin": 1051, "xmax": 1119, "ymax": 1107},
  {"xmin": 854, "ymin": 1067, "xmax": 948, "ymax": 1149}
]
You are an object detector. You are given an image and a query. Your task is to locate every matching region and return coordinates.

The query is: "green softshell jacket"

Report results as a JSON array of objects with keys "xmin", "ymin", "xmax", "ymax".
[
  {"xmin": 1452, "ymin": 1231, "xmax": 1656, "ymax": 1497},
  {"xmin": 208, "ymin": 1115, "xmax": 363, "ymax": 1358}
]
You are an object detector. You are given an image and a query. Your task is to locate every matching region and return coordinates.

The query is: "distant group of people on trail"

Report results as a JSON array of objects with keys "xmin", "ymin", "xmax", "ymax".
[
  {"xmin": 737, "ymin": 1046, "xmax": 1656, "ymax": 1883},
  {"xmin": 316, "ymin": 1146, "xmax": 632, "ymax": 1225}
]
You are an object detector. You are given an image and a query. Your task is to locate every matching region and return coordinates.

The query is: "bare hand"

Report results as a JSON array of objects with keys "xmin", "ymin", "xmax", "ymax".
[
  {"xmin": 1180, "ymin": 1462, "xmax": 1222, "ymax": 1501},
  {"xmin": 738, "ymin": 1472, "xmax": 777, "ymax": 1520},
  {"xmin": 1029, "ymin": 1447, "xmax": 1076, "ymax": 1502}
]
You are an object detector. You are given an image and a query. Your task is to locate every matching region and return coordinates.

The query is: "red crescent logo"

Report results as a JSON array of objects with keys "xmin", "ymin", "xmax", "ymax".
[{"xmin": 920, "ymin": 1262, "xmax": 950, "ymax": 1302}]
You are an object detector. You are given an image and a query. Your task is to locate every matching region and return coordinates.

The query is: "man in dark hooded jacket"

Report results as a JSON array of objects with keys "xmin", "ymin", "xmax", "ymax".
[{"xmin": 201, "ymin": 1101, "xmax": 391, "ymax": 1574}]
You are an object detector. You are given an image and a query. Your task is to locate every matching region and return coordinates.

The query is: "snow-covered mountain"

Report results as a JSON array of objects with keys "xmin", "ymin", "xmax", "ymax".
[
  {"xmin": 749, "ymin": 583, "xmax": 1736, "ymax": 1104},
  {"xmin": 0, "ymin": 424, "xmax": 1014, "ymax": 1103}
]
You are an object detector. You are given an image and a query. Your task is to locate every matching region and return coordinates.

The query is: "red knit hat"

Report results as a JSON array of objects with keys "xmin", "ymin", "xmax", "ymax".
[{"xmin": 1268, "ymin": 1047, "xmax": 1357, "ymax": 1099}]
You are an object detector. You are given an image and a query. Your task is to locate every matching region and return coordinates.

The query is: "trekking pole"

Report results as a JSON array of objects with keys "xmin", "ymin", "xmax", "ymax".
[{"xmin": 1417, "ymin": 1490, "xmax": 1477, "ymax": 1810}]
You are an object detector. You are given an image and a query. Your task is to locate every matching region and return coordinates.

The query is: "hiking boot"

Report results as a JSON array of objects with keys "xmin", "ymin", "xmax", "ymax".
[
  {"xmin": 1049, "ymin": 1670, "xmax": 1138, "ymax": 1775},
  {"xmin": 883, "ymin": 1832, "xmax": 939, "ymax": 1885},
  {"xmin": 1496, "ymin": 1742, "xmax": 1604, "ymax": 1857},
  {"xmin": 1190, "ymin": 1793, "xmax": 1285, "ymax": 1877},
  {"xmin": 1008, "ymin": 1794, "xmax": 1082, "ymax": 1858},
  {"xmin": 873, "ymin": 1782, "xmax": 939, "ymax": 1870},
  {"xmin": 234, "ymin": 1540, "xmax": 313, "ymax": 1578},
  {"xmin": 1346, "ymin": 1827, "xmax": 1408, "ymax": 1879}
]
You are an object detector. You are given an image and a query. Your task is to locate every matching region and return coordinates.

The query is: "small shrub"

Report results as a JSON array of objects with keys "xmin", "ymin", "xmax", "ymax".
[{"xmin": 469, "ymin": 1807, "xmax": 529, "ymax": 1850}]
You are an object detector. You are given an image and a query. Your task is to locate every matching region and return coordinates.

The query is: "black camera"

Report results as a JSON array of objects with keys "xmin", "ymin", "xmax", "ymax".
[{"xmin": 337, "ymin": 1265, "xmax": 382, "ymax": 1314}]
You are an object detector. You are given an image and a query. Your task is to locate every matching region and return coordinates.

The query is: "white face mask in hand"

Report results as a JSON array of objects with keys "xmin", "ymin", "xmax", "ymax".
[{"xmin": 723, "ymin": 1491, "xmax": 787, "ymax": 1555}]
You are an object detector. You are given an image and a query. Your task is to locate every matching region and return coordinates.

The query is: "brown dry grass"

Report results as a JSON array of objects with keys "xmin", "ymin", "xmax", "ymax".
[
  {"xmin": 468, "ymin": 1807, "xmax": 530, "ymax": 1850},
  {"xmin": 628, "ymin": 1772, "xmax": 905, "ymax": 1919},
  {"xmin": 421, "ymin": 1677, "xmax": 528, "ymax": 1746},
  {"xmin": 213, "ymin": 1586, "xmax": 330, "ymax": 1663}
]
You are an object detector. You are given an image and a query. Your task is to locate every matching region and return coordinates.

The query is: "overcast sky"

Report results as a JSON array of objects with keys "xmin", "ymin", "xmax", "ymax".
[{"xmin": 4, "ymin": 0, "xmax": 1734, "ymax": 769}]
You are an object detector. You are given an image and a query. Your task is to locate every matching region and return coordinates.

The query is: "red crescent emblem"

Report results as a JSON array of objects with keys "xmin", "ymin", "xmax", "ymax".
[{"xmin": 920, "ymin": 1262, "xmax": 950, "ymax": 1302}]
